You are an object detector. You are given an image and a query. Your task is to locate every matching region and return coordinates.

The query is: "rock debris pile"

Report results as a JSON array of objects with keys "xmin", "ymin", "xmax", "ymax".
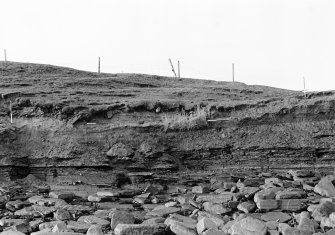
[{"xmin": 2, "ymin": 170, "xmax": 335, "ymax": 234}]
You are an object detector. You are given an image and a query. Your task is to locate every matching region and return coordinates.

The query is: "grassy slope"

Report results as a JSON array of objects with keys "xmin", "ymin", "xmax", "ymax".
[
  {"xmin": 0, "ymin": 61, "xmax": 301, "ymax": 116},
  {"xmin": 2, "ymin": 61, "xmax": 335, "ymax": 126}
]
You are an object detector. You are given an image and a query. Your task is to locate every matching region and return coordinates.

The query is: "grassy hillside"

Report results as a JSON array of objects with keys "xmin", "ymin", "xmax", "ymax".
[{"xmin": 0, "ymin": 61, "xmax": 305, "ymax": 123}]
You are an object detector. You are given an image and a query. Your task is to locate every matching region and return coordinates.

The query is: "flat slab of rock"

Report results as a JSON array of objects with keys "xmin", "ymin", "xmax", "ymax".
[
  {"xmin": 239, "ymin": 187, "xmax": 260, "ymax": 197},
  {"xmin": 77, "ymin": 216, "xmax": 110, "ymax": 229},
  {"xmin": 192, "ymin": 186, "xmax": 210, "ymax": 194},
  {"xmin": 14, "ymin": 207, "xmax": 39, "ymax": 217},
  {"xmin": 0, "ymin": 219, "xmax": 26, "ymax": 227},
  {"xmin": 67, "ymin": 221, "xmax": 91, "ymax": 233},
  {"xmin": 279, "ymin": 199, "xmax": 304, "ymax": 212},
  {"xmin": 261, "ymin": 212, "xmax": 291, "ymax": 223},
  {"xmin": 198, "ymin": 211, "xmax": 227, "ymax": 227},
  {"xmin": 145, "ymin": 207, "xmax": 181, "ymax": 219},
  {"xmin": 37, "ymin": 198, "xmax": 67, "ymax": 207},
  {"xmin": 203, "ymin": 202, "xmax": 232, "ymax": 215},
  {"xmin": 0, "ymin": 232, "xmax": 26, "ymax": 235},
  {"xmin": 280, "ymin": 226, "xmax": 311, "ymax": 235},
  {"xmin": 166, "ymin": 214, "xmax": 197, "ymax": 225},
  {"xmin": 49, "ymin": 192, "xmax": 75, "ymax": 201},
  {"xmin": 93, "ymin": 210, "xmax": 110, "ymax": 220},
  {"xmin": 275, "ymin": 188, "xmax": 306, "ymax": 199},
  {"xmin": 254, "ymin": 188, "xmax": 280, "ymax": 202},
  {"xmin": 196, "ymin": 193, "xmax": 234, "ymax": 204},
  {"xmin": 165, "ymin": 216, "xmax": 196, "ymax": 230},
  {"xmin": 28, "ymin": 196, "xmax": 44, "ymax": 204},
  {"xmin": 255, "ymin": 199, "xmax": 279, "ymax": 210},
  {"xmin": 60, "ymin": 205, "xmax": 94, "ymax": 214},
  {"xmin": 33, "ymin": 205, "xmax": 57, "ymax": 216},
  {"xmin": 143, "ymin": 217, "xmax": 165, "ymax": 225},
  {"xmin": 114, "ymin": 224, "xmax": 165, "ymax": 235},
  {"xmin": 231, "ymin": 216, "xmax": 267, "ymax": 235},
  {"xmin": 97, "ymin": 191, "xmax": 120, "ymax": 197},
  {"xmin": 31, "ymin": 232, "xmax": 84, "ymax": 235},
  {"xmin": 203, "ymin": 228, "xmax": 228, "ymax": 235},
  {"xmin": 5, "ymin": 200, "xmax": 25, "ymax": 211},
  {"xmin": 39, "ymin": 221, "xmax": 65, "ymax": 231},
  {"xmin": 87, "ymin": 195, "xmax": 101, "ymax": 202},
  {"xmin": 169, "ymin": 221, "xmax": 197, "ymax": 235}
]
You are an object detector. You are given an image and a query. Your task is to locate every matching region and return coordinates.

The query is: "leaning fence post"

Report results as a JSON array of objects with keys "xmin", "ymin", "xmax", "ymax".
[{"xmin": 169, "ymin": 58, "xmax": 177, "ymax": 77}]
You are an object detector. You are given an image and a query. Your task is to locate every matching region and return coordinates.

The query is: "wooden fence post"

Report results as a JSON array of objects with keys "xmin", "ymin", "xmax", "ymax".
[
  {"xmin": 98, "ymin": 56, "xmax": 100, "ymax": 73},
  {"xmin": 178, "ymin": 61, "xmax": 180, "ymax": 79},
  {"xmin": 232, "ymin": 63, "xmax": 235, "ymax": 82},
  {"xmin": 169, "ymin": 58, "xmax": 177, "ymax": 77}
]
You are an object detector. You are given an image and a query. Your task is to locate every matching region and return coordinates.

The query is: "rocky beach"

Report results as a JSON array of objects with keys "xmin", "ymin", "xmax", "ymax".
[{"xmin": 1, "ymin": 169, "xmax": 335, "ymax": 234}]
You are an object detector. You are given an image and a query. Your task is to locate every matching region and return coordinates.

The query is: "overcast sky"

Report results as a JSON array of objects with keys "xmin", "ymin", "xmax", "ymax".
[{"xmin": 1, "ymin": 0, "xmax": 335, "ymax": 91}]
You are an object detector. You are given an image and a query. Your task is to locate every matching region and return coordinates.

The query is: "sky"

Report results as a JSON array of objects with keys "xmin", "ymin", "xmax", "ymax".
[{"xmin": 1, "ymin": 0, "xmax": 335, "ymax": 91}]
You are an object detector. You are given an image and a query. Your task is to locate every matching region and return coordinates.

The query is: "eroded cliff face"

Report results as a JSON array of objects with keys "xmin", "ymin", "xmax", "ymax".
[
  {"xmin": 1, "ymin": 61, "xmax": 335, "ymax": 184},
  {"xmin": 1, "ymin": 101, "xmax": 335, "ymax": 183}
]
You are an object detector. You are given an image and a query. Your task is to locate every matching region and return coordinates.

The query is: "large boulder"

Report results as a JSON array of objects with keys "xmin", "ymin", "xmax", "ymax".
[
  {"xmin": 110, "ymin": 211, "xmax": 135, "ymax": 230},
  {"xmin": 86, "ymin": 225, "xmax": 103, "ymax": 235},
  {"xmin": 314, "ymin": 175, "xmax": 335, "ymax": 197},
  {"xmin": 54, "ymin": 209, "xmax": 72, "ymax": 221},
  {"xmin": 197, "ymin": 218, "xmax": 217, "ymax": 234}
]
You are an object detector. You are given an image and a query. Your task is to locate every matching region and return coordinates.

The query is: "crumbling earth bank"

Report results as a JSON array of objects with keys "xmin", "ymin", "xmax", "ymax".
[{"xmin": 1, "ymin": 116, "xmax": 335, "ymax": 181}]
